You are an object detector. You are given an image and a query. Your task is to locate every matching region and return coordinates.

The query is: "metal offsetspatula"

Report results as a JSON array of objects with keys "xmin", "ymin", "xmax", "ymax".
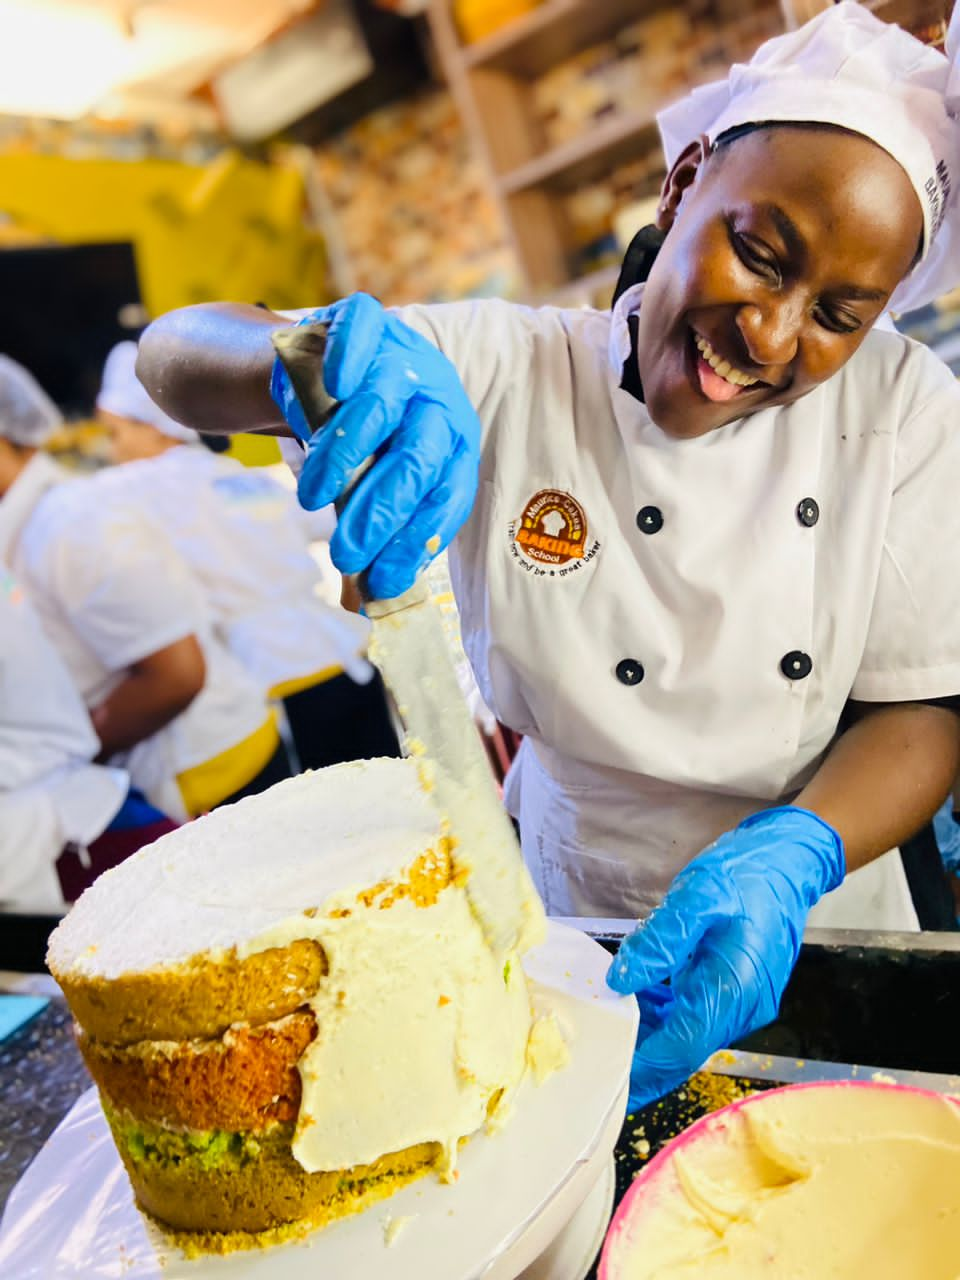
[{"xmin": 271, "ymin": 323, "xmax": 545, "ymax": 958}]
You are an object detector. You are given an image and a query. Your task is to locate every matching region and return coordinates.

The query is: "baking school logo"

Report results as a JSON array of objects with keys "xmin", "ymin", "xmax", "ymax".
[{"xmin": 508, "ymin": 489, "xmax": 601, "ymax": 578}]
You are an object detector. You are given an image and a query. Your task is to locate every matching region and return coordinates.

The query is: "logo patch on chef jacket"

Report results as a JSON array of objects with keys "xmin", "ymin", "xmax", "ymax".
[{"xmin": 509, "ymin": 489, "xmax": 600, "ymax": 578}]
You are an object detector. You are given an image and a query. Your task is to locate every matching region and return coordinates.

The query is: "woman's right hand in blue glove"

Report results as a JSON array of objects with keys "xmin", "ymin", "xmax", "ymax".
[{"xmin": 271, "ymin": 292, "xmax": 481, "ymax": 601}]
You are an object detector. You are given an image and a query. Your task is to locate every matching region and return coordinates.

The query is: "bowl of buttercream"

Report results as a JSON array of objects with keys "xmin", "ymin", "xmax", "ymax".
[{"xmin": 599, "ymin": 1080, "xmax": 960, "ymax": 1280}]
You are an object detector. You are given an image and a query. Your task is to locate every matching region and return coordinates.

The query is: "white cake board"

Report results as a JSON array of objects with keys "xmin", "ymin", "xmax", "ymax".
[
  {"xmin": 0, "ymin": 923, "xmax": 636, "ymax": 1280},
  {"xmin": 517, "ymin": 1156, "xmax": 616, "ymax": 1280}
]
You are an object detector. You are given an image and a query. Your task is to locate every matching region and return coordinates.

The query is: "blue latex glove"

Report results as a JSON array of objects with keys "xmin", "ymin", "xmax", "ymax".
[
  {"xmin": 270, "ymin": 292, "xmax": 481, "ymax": 601},
  {"xmin": 607, "ymin": 806, "xmax": 845, "ymax": 1110}
]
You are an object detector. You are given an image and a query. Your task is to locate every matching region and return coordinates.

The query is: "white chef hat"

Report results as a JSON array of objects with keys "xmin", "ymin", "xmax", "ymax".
[
  {"xmin": 97, "ymin": 341, "xmax": 198, "ymax": 443},
  {"xmin": 0, "ymin": 355, "xmax": 63, "ymax": 447},
  {"xmin": 657, "ymin": 1, "xmax": 960, "ymax": 315}
]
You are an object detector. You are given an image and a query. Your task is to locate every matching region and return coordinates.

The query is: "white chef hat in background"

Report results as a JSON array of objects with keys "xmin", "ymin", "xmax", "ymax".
[
  {"xmin": 0, "ymin": 354, "xmax": 63, "ymax": 447},
  {"xmin": 97, "ymin": 341, "xmax": 198, "ymax": 443},
  {"xmin": 657, "ymin": 1, "xmax": 960, "ymax": 315}
]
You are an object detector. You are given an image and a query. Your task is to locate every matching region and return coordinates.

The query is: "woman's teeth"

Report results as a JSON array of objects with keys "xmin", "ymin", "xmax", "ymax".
[{"xmin": 694, "ymin": 335, "xmax": 758, "ymax": 388}]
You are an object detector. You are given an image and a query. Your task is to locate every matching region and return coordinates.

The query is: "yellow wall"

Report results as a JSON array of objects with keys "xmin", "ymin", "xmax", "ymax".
[
  {"xmin": 0, "ymin": 147, "xmax": 327, "ymax": 461},
  {"xmin": 0, "ymin": 148, "xmax": 327, "ymax": 314}
]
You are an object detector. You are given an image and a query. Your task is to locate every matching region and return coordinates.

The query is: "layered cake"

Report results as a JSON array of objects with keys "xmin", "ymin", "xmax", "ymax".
[
  {"xmin": 600, "ymin": 1081, "xmax": 960, "ymax": 1279},
  {"xmin": 47, "ymin": 757, "xmax": 543, "ymax": 1252}
]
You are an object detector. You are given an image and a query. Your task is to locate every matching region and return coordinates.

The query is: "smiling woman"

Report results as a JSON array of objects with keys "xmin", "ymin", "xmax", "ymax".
[
  {"xmin": 635, "ymin": 124, "xmax": 924, "ymax": 435},
  {"xmin": 137, "ymin": 1, "xmax": 960, "ymax": 1112}
]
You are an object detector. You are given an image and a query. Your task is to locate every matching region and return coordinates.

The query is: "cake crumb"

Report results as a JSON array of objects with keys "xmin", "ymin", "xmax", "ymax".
[
  {"xmin": 383, "ymin": 1214, "xmax": 415, "ymax": 1246},
  {"xmin": 438, "ymin": 994, "xmax": 451, "ymax": 1007},
  {"xmin": 415, "ymin": 757, "xmax": 436, "ymax": 794},
  {"xmin": 709, "ymin": 1049, "xmax": 737, "ymax": 1068},
  {"xmin": 871, "ymin": 1072, "xmax": 897, "ymax": 1085},
  {"xmin": 684, "ymin": 1070, "xmax": 752, "ymax": 1115}
]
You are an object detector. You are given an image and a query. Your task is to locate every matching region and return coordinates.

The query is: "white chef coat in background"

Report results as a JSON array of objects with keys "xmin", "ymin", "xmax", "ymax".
[
  {"xmin": 0, "ymin": 454, "xmax": 274, "ymax": 821},
  {"xmin": 379, "ymin": 287, "xmax": 960, "ymax": 926},
  {"xmin": 107, "ymin": 444, "xmax": 371, "ymax": 693},
  {"xmin": 0, "ymin": 566, "xmax": 127, "ymax": 909}
]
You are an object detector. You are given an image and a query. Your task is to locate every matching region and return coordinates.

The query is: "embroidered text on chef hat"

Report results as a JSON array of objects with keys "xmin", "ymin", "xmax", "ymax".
[
  {"xmin": 0, "ymin": 355, "xmax": 62, "ymax": 447},
  {"xmin": 657, "ymin": 1, "xmax": 960, "ymax": 316},
  {"xmin": 97, "ymin": 341, "xmax": 198, "ymax": 443}
]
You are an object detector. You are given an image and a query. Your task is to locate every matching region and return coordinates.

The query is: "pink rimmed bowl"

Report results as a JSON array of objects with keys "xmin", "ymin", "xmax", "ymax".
[{"xmin": 599, "ymin": 1079, "xmax": 960, "ymax": 1280}]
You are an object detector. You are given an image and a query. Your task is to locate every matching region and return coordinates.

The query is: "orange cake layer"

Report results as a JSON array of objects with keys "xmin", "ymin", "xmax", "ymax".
[{"xmin": 79, "ymin": 1011, "xmax": 317, "ymax": 1132}]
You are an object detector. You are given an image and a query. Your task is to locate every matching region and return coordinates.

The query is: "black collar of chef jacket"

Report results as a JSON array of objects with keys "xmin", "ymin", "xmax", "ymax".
[
  {"xmin": 612, "ymin": 223, "xmax": 665, "ymax": 306},
  {"xmin": 620, "ymin": 313, "xmax": 645, "ymax": 404},
  {"xmin": 614, "ymin": 224, "xmax": 665, "ymax": 406}
]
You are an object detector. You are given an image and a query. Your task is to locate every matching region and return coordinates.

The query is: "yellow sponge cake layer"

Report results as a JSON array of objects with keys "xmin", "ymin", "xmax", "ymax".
[{"xmin": 57, "ymin": 940, "xmax": 326, "ymax": 1046}]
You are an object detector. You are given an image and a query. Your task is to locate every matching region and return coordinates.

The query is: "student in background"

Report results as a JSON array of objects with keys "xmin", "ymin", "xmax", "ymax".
[
  {"xmin": 0, "ymin": 565, "xmax": 177, "ymax": 910},
  {"xmin": 0, "ymin": 354, "xmax": 288, "ymax": 821}
]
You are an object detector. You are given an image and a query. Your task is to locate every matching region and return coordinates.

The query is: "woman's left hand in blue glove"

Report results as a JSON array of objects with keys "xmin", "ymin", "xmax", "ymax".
[{"xmin": 606, "ymin": 806, "xmax": 845, "ymax": 1109}]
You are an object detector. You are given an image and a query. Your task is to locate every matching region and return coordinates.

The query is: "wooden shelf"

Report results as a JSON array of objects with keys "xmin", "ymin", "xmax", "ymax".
[
  {"xmin": 432, "ymin": 0, "xmax": 921, "ymax": 296},
  {"xmin": 461, "ymin": 0, "xmax": 674, "ymax": 78},
  {"xmin": 427, "ymin": 0, "xmax": 770, "ymax": 294},
  {"xmin": 498, "ymin": 109, "xmax": 659, "ymax": 195}
]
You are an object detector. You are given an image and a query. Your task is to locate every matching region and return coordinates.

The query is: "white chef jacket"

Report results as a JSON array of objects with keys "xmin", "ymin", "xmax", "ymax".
[
  {"xmin": 0, "ymin": 565, "xmax": 127, "ymax": 910},
  {"xmin": 108, "ymin": 445, "xmax": 371, "ymax": 693},
  {"xmin": 0, "ymin": 454, "xmax": 273, "ymax": 821},
  {"xmin": 381, "ymin": 287, "xmax": 960, "ymax": 924}
]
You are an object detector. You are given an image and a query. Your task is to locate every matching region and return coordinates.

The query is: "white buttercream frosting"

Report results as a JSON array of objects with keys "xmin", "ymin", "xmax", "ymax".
[
  {"xmin": 48, "ymin": 759, "xmax": 448, "ymax": 978},
  {"xmin": 253, "ymin": 888, "xmax": 531, "ymax": 1174},
  {"xmin": 48, "ymin": 757, "xmax": 540, "ymax": 1177},
  {"xmin": 604, "ymin": 1083, "xmax": 960, "ymax": 1280}
]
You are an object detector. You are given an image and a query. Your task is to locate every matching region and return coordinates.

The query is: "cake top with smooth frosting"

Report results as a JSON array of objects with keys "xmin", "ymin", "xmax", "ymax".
[{"xmin": 48, "ymin": 758, "xmax": 445, "ymax": 980}]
